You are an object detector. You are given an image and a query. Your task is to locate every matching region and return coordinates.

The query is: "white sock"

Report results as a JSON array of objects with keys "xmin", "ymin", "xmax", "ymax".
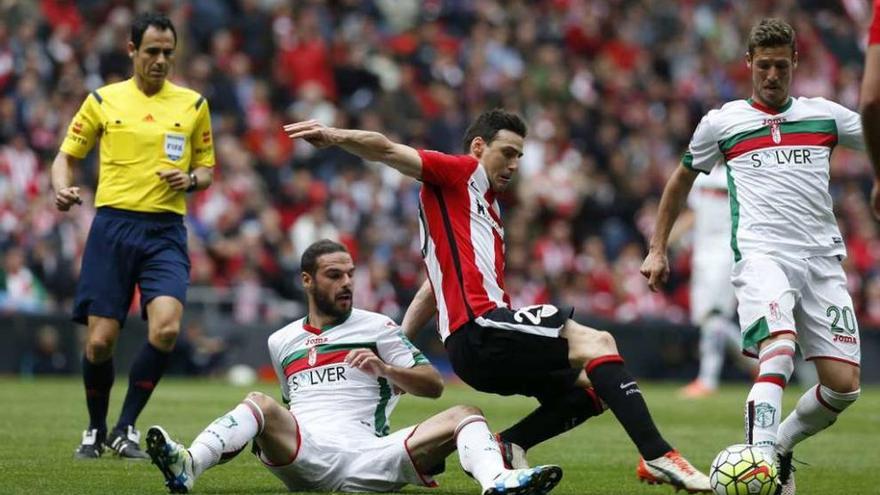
[
  {"xmin": 777, "ymin": 385, "xmax": 859, "ymax": 453},
  {"xmin": 190, "ymin": 399, "xmax": 264, "ymax": 477},
  {"xmin": 697, "ymin": 315, "xmax": 730, "ymax": 389},
  {"xmin": 744, "ymin": 340, "xmax": 796, "ymax": 454},
  {"xmin": 745, "ymin": 383, "xmax": 783, "ymax": 454},
  {"xmin": 455, "ymin": 415, "xmax": 506, "ymax": 490}
]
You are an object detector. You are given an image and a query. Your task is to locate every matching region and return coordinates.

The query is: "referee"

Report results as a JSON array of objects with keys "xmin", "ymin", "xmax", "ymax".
[{"xmin": 51, "ymin": 12, "xmax": 215, "ymax": 459}]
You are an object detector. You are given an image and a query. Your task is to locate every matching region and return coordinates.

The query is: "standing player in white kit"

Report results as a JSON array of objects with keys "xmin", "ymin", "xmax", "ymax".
[
  {"xmin": 146, "ymin": 240, "xmax": 561, "ymax": 494},
  {"xmin": 675, "ymin": 165, "xmax": 745, "ymax": 399},
  {"xmin": 642, "ymin": 18, "xmax": 863, "ymax": 495}
]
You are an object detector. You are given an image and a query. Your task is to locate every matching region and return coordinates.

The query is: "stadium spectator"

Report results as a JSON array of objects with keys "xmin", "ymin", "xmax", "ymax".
[
  {"xmin": 19, "ymin": 324, "xmax": 71, "ymax": 375},
  {"xmin": 0, "ymin": 1, "xmax": 876, "ymax": 339},
  {"xmin": 0, "ymin": 245, "xmax": 48, "ymax": 313},
  {"xmin": 51, "ymin": 12, "xmax": 215, "ymax": 460}
]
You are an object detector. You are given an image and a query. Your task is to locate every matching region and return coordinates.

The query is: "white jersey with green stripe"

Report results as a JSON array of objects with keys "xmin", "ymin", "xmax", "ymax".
[
  {"xmin": 689, "ymin": 165, "xmax": 731, "ymax": 259},
  {"xmin": 267, "ymin": 308, "xmax": 430, "ymax": 437},
  {"xmin": 682, "ymin": 96, "xmax": 864, "ymax": 261}
]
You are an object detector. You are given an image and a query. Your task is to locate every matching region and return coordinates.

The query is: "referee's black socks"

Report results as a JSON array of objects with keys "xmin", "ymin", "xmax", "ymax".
[
  {"xmin": 585, "ymin": 355, "xmax": 672, "ymax": 460},
  {"xmin": 82, "ymin": 355, "xmax": 114, "ymax": 436},
  {"xmin": 116, "ymin": 343, "xmax": 170, "ymax": 430}
]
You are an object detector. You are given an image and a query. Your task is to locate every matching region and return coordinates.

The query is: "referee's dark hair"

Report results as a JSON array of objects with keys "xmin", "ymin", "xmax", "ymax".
[
  {"xmin": 131, "ymin": 12, "xmax": 177, "ymax": 49},
  {"xmin": 301, "ymin": 239, "xmax": 349, "ymax": 276}
]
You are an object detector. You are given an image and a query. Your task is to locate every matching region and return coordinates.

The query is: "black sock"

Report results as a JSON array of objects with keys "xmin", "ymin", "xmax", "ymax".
[
  {"xmin": 82, "ymin": 355, "xmax": 114, "ymax": 437},
  {"xmin": 500, "ymin": 387, "xmax": 605, "ymax": 451},
  {"xmin": 115, "ymin": 343, "xmax": 170, "ymax": 431},
  {"xmin": 586, "ymin": 356, "xmax": 671, "ymax": 460}
]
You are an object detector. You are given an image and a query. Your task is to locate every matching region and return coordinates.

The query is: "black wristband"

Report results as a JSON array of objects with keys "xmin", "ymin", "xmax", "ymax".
[{"xmin": 186, "ymin": 172, "xmax": 198, "ymax": 192}]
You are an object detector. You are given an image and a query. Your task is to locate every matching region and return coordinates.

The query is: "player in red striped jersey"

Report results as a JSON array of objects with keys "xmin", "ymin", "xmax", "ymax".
[
  {"xmin": 285, "ymin": 111, "xmax": 710, "ymax": 493},
  {"xmin": 861, "ymin": 0, "xmax": 880, "ymax": 220}
]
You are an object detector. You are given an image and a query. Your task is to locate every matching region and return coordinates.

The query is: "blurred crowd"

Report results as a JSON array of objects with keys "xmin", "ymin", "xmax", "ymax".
[{"xmin": 3, "ymin": 0, "xmax": 880, "ymax": 329}]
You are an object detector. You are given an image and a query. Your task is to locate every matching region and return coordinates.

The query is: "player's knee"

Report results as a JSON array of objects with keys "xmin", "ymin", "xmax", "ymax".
[
  {"xmin": 450, "ymin": 406, "xmax": 488, "ymax": 438},
  {"xmin": 448, "ymin": 404, "xmax": 484, "ymax": 422},
  {"xmin": 813, "ymin": 384, "xmax": 860, "ymax": 415},
  {"xmin": 245, "ymin": 391, "xmax": 284, "ymax": 421},
  {"xmin": 820, "ymin": 368, "xmax": 860, "ymax": 394},
  {"xmin": 85, "ymin": 336, "xmax": 116, "ymax": 362},
  {"xmin": 245, "ymin": 391, "xmax": 273, "ymax": 411},
  {"xmin": 149, "ymin": 321, "xmax": 181, "ymax": 349},
  {"xmin": 592, "ymin": 330, "xmax": 617, "ymax": 353},
  {"xmin": 569, "ymin": 329, "xmax": 617, "ymax": 365}
]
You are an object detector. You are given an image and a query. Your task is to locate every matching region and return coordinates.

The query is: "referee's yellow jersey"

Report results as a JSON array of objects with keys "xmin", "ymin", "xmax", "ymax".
[{"xmin": 60, "ymin": 78, "xmax": 215, "ymax": 214}]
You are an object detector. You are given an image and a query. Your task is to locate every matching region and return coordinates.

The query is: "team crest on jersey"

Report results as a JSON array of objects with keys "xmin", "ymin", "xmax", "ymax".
[
  {"xmin": 164, "ymin": 133, "xmax": 185, "ymax": 161},
  {"xmin": 307, "ymin": 346, "xmax": 318, "ymax": 366},
  {"xmin": 770, "ymin": 123, "xmax": 782, "ymax": 144},
  {"xmin": 769, "ymin": 301, "xmax": 781, "ymax": 323}
]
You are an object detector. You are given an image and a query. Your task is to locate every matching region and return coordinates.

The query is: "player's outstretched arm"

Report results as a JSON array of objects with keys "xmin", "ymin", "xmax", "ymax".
[
  {"xmin": 345, "ymin": 348, "xmax": 444, "ymax": 398},
  {"xmin": 401, "ymin": 280, "xmax": 437, "ymax": 341},
  {"xmin": 640, "ymin": 163, "xmax": 699, "ymax": 291},
  {"xmin": 51, "ymin": 151, "xmax": 82, "ymax": 211},
  {"xmin": 861, "ymin": 44, "xmax": 880, "ymax": 219},
  {"xmin": 284, "ymin": 120, "xmax": 423, "ymax": 180}
]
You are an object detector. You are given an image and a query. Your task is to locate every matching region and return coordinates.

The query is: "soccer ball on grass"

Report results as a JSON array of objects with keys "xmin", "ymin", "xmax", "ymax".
[{"xmin": 709, "ymin": 444, "xmax": 778, "ymax": 495}]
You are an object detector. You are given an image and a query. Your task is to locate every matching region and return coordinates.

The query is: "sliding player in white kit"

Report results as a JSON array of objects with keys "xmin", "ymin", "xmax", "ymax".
[
  {"xmin": 642, "ymin": 19, "xmax": 862, "ymax": 495},
  {"xmin": 146, "ymin": 240, "xmax": 561, "ymax": 494},
  {"xmin": 675, "ymin": 165, "xmax": 746, "ymax": 398}
]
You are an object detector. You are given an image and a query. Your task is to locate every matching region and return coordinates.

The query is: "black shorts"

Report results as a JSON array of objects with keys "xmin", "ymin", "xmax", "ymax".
[{"xmin": 445, "ymin": 305, "xmax": 579, "ymax": 402}]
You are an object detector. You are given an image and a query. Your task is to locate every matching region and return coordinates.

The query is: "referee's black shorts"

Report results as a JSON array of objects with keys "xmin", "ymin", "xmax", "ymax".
[{"xmin": 444, "ymin": 304, "xmax": 579, "ymax": 403}]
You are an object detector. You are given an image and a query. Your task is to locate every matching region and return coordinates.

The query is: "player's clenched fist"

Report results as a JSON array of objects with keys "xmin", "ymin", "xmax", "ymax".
[
  {"xmin": 345, "ymin": 348, "xmax": 388, "ymax": 378},
  {"xmin": 55, "ymin": 186, "xmax": 82, "ymax": 211},
  {"xmin": 640, "ymin": 250, "xmax": 669, "ymax": 292}
]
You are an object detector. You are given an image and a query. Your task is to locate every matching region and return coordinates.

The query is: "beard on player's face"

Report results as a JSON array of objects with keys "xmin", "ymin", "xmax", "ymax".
[{"xmin": 310, "ymin": 283, "xmax": 352, "ymax": 319}]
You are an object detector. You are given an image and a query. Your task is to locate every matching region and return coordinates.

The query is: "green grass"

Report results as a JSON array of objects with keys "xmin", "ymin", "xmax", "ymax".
[{"xmin": 1, "ymin": 378, "xmax": 877, "ymax": 494}]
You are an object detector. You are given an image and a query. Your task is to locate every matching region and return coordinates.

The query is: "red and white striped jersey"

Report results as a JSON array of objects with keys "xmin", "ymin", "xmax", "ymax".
[
  {"xmin": 417, "ymin": 150, "xmax": 511, "ymax": 341},
  {"xmin": 871, "ymin": 0, "xmax": 880, "ymax": 45}
]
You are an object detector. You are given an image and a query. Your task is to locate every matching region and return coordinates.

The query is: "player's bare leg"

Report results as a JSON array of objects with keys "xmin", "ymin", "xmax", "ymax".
[
  {"xmin": 407, "ymin": 405, "xmax": 562, "ymax": 494},
  {"xmin": 148, "ymin": 391, "xmax": 294, "ymax": 493},
  {"xmin": 774, "ymin": 359, "xmax": 860, "ymax": 495},
  {"xmin": 563, "ymin": 321, "xmax": 711, "ymax": 492}
]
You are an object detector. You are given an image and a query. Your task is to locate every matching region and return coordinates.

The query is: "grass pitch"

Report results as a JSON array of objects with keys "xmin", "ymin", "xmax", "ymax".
[{"xmin": 1, "ymin": 377, "xmax": 877, "ymax": 494}]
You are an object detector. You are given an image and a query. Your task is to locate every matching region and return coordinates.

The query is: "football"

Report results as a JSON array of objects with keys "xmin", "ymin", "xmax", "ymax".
[{"xmin": 709, "ymin": 444, "xmax": 778, "ymax": 495}]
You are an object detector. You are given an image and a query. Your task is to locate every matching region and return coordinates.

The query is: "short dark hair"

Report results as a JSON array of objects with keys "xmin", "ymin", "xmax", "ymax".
[
  {"xmin": 301, "ymin": 239, "xmax": 349, "ymax": 276},
  {"xmin": 461, "ymin": 109, "xmax": 527, "ymax": 153},
  {"xmin": 131, "ymin": 12, "xmax": 177, "ymax": 49},
  {"xmin": 747, "ymin": 18, "xmax": 796, "ymax": 57}
]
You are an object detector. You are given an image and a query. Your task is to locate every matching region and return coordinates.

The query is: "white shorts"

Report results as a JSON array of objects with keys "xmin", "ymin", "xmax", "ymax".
[
  {"xmin": 690, "ymin": 253, "xmax": 737, "ymax": 323},
  {"xmin": 731, "ymin": 254, "xmax": 860, "ymax": 365},
  {"xmin": 260, "ymin": 415, "xmax": 437, "ymax": 492}
]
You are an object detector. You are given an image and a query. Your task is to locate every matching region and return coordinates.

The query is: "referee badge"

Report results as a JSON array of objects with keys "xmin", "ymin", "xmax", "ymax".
[{"xmin": 164, "ymin": 133, "xmax": 186, "ymax": 161}]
